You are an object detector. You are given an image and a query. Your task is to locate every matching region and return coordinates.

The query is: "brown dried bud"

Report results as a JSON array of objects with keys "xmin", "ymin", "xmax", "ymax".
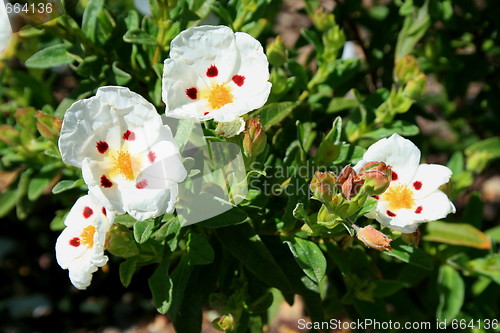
[
  {"xmin": 358, "ymin": 161, "xmax": 392, "ymax": 195},
  {"xmin": 354, "ymin": 225, "xmax": 392, "ymax": 251},
  {"xmin": 310, "ymin": 171, "xmax": 337, "ymax": 202},
  {"xmin": 336, "ymin": 165, "xmax": 364, "ymax": 200}
]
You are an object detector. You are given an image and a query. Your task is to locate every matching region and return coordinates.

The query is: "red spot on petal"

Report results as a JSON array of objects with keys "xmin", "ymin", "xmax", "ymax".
[
  {"xmin": 206, "ymin": 65, "xmax": 218, "ymax": 77},
  {"xmin": 123, "ymin": 130, "xmax": 135, "ymax": 141},
  {"xmin": 186, "ymin": 87, "xmax": 198, "ymax": 100},
  {"xmin": 391, "ymin": 171, "xmax": 398, "ymax": 181},
  {"xmin": 386, "ymin": 210, "xmax": 396, "ymax": 217},
  {"xmin": 136, "ymin": 179, "xmax": 148, "ymax": 189},
  {"xmin": 203, "ymin": 112, "xmax": 209, "ymax": 116},
  {"xmin": 232, "ymin": 75, "xmax": 245, "ymax": 87},
  {"xmin": 102, "ymin": 207, "xmax": 107, "ymax": 216},
  {"xmin": 413, "ymin": 181, "xmax": 422, "ymax": 190},
  {"xmin": 96, "ymin": 141, "xmax": 109, "ymax": 154},
  {"xmin": 148, "ymin": 151, "xmax": 156, "ymax": 163},
  {"xmin": 415, "ymin": 206, "xmax": 423, "ymax": 214},
  {"xmin": 69, "ymin": 237, "xmax": 81, "ymax": 247},
  {"xmin": 83, "ymin": 206, "xmax": 93, "ymax": 219},
  {"xmin": 100, "ymin": 175, "xmax": 113, "ymax": 188},
  {"xmin": 372, "ymin": 195, "xmax": 380, "ymax": 200}
]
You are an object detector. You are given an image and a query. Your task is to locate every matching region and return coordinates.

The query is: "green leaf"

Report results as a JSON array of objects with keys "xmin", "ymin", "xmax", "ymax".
[
  {"xmin": 255, "ymin": 102, "xmax": 296, "ymax": 128},
  {"xmin": 153, "ymin": 217, "xmax": 181, "ymax": 251},
  {"xmin": 52, "ymin": 179, "xmax": 86, "ymax": 194},
  {"xmin": 27, "ymin": 177, "xmax": 51, "ymax": 201},
  {"xmin": 108, "ymin": 62, "xmax": 132, "ymax": 85},
  {"xmin": 148, "ymin": 255, "xmax": 173, "ymax": 314},
  {"xmin": 467, "ymin": 254, "xmax": 500, "ymax": 285},
  {"xmin": 283, "ymin": 237, "xmax": 327, "ymax": 284},
  {"xmin": 315, "ymin": 117, "xmax": 342, "ymax": 165},
  {"xmin": 25, "ymin": 44, "xmax": 74, "ymax": 69},
  {"xmin": 197, "ymin": 201, "xmax": 248, "ymax": 228},
  {"xmin": 134, "ymin": 219, "xmax": 156, "ymax": 244},
  {"xmin": 465, "ymin": 137, "xmax": 500, "ymax": 172},
  {"xmin": 436, "ymin": 265, "xmax": 464, "ymax": 322},
  {"xmin": 215, "ymin": 224, "xmax": 293, "ymax": 293},
  {"xmin": 395, "ymin": 0, "xmax": 431, "ymax": 60},
  {"xmin": 123, "ymin": 29, "xmax": 158, "ymax": 45},
  {"xmin": 107, "ymin": 225, "xmax": 140, "ymax": 258},
  {"xmin": 82, "ymin": 0, "xmax": 105, "ymax": 43},
  {"xmin": 50, "ymin": 210, "xmax": 68, "ymax": 231},
  {"xmin": 423, "ymin": 221, "xmax": 491, "ymax": 249},
  {"xmin": 0, "ymin": 190, "xmax": 18, "ymax": 218},
  {"xmin": 372, "ymin": 280, "xmax": 405, "ymax": 298},
  {"xmin": 327, "ymin": 97, "xmax": 359, "ymax": 113},
  {"xmin": 187, "ymin": 232, "xmax": 215, "ymax": 266},
  {"xmin": 485, "ymin": 226, "xmax": 500, "ymax": 243},
  {"xmin": 361, "ymin": 120, "xmax": 419, "ymax": 139},
  {"xmin": 119, "ymin": 257, "xmax": 138, "ymax": 287},
  {"xmin": 383, "ymin": 238, "xmax": 433, "ymax": 270}
]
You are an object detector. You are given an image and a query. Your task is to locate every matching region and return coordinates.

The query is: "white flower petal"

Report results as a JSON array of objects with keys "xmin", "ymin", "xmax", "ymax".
[
  {"xmin": 410, "ymin": 164, "xmax": 453, "ymax": 198},
  {"xmin": 360, "ymin": 134, "xmax": 421, "ymax": 184},
  {"xmin": 413, "ymin": 190, "xmax": 456, "ymax": 221},
  {"xmin": 0, "ymin": 4, "xmax": 12, "ymax": 56},
  {"xmin": 169, "ymin": 25, "xmax": 238, "ymax": 82},
  {"xmin": 373, "ymin": 201, "xmax": 420, "ymax": 233}
]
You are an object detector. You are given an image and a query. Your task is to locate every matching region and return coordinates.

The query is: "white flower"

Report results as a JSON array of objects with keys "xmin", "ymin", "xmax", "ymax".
[
  {"xmin": 354, "ymin": 134, "xmax": 456, "ymax": 233},
  {"xmin": 59, "ymin": 86, "xmax": 187, "ymax": 221},
  {"xmin": 55, "ymin": 195, "xmax": 114, "ymax": 290},
  {"xmin": 0, "ymin": 2, "xmax": 13, "ymax": 56},
  {"xmin": 162, "ymin": 25, "xmax": 272, "ymax": 123}
]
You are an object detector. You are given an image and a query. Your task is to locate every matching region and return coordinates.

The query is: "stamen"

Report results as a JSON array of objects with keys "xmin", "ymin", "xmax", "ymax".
[
  {"xmin": 80, "ymin": 225, "xmax": 96, "ymax": 248},
  {"xmin": 208, "ymin": 83, "xmax": 233, "ymax": 110},
  {"xmin": 381, "ymin": 183, "xmax": 415, "ymax": 211},
  {"xmin": 113, "ymin": 151, "xmax": 135, "ymax": 180}
]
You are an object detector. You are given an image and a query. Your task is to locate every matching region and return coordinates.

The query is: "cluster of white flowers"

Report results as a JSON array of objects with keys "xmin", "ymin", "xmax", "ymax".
[
  {"xmin": 55, "ymin": 24, "xmax": 455, "ymax": 289},
  {"xmin": 55, "ymin": 25, "xmax": 272, "ymax": 289}
]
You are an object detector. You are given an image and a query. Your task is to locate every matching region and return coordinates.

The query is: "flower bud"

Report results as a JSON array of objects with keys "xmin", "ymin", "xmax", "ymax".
[
  {"xmin": 358, "ymin": 161, "xmax": 392, "ymax": 195},
  {"xmin": 35, "ymin": 111, "xmax": 63, "ymax": 139},
  {"xmin": 336, "ymin": 165, "xmax": 364, "ymax": 200},
  {"xmin": 266, "ymin": 36, "xmax": 288, "ymax": 67},
  {"xmin": 243, "ymin": 117, "xmax": 267, "ymax": 157},
  {"xmin": 354, "ymin": 225, "xmax": 392, "ymax": 251},
  {"xmin": 394, "ymin": 55, "xmax": 422, "ymax": 85},
  {"xmin": 311, "ymin": 8, "xmax": 336, "ymax": 31},
  {"xmin": 213, "ymin": 314, "xmax": 235, "ymax": 331},
  {"xmin": 401, "ymin": 228, "xmax": 421, "ymax": 247},
  {"xmin": 403, "ymin": 73, "xmax": 427, "ymax": 99},
  {"xmin": 310, "ymin": 171, "xmax": 337, "ymax": 202}
]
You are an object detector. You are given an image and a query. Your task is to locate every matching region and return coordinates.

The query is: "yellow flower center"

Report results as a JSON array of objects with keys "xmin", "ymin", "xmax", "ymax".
[
  {"xmin": 381, "ymin": 183, "xmax": 415, "ymax": 211},
  {"xmin": 208, "ymin": 83, "xmax": 233, "ymax": 110},
  {"xmin": 80, "ymin": 225, "xmax": 96, "ymax": 248},
  {"xmin": 111, "ymin": 151, "xmax": 138, "ymax": 180}
]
